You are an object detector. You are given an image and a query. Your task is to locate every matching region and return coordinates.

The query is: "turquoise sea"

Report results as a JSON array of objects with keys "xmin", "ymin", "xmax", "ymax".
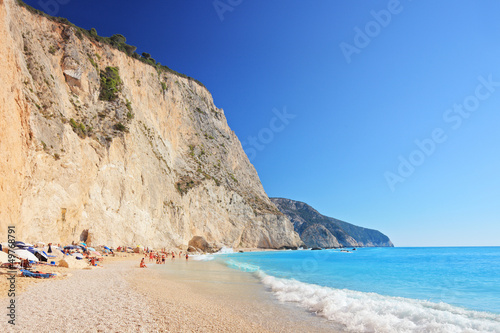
[{"xmin": 201, "ymin": 247, "xmax": 500, "ymax": 332}]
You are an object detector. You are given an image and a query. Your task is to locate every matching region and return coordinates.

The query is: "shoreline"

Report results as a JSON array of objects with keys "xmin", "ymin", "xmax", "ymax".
[
  {"xmin": 1, "ymin": 254, "xmax": 336, "ymax": 332},
  {"xmin": 128, "ymin": 256, "xmax": 337, "ymax": 332}
]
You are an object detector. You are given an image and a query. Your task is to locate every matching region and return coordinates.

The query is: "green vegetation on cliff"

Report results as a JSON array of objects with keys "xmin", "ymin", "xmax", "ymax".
[
  {"xmin": 99, "ymin": 67, "xmax": 121, "ymax": 101},
  {"xmin": 16, "ymin": 0, "xmax": 206, "ymax": 89}
]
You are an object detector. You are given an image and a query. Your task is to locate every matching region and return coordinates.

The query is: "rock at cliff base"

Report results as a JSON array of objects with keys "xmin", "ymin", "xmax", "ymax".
[
  {"xmin": 59, "ymin": 256, "xmax": 89, "ymax": 269},
  {"xmin": 188, "ymin": 236, "xmax": 210, "ymax": 252},
  {"xmin": 187, "ymin": 246, "xmax": 198, "ymax": 253}
]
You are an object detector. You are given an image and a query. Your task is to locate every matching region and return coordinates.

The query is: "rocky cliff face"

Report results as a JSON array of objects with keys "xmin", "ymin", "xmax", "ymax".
[
  {"xmin": 0, "ymin": 0, "xmax": 302, "ymax": 248},
  {"xmin": 270, "ymin": 198, "xmax": 394, "ymax": 248}
]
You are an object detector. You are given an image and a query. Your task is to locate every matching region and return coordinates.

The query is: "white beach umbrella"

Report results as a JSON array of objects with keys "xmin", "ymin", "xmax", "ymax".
[
  {"xmin": 1, "ymin": 242, "xmax": 10, "ymax": 253},
  {"xmin": 12, "ymin": 249, "xmax": 39, "ymax": 262},
  {"xmin": 0, "ymin": 251, "xmax": 20, "ymax": 263},
  {"xmin": 72, "ymin": 252, "xmax": 84, "ymax": 259}
]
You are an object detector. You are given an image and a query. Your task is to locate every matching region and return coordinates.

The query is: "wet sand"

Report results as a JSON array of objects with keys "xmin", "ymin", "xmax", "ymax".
[{"xmin": 128, "ymin": 257, "xmax": 337, "ymax": 332}]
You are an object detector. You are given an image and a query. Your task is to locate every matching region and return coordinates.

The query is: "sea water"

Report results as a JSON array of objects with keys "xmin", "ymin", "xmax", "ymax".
[{"xmin": 214, "ymin": 247, "xmax": 500, "ymax": 332}]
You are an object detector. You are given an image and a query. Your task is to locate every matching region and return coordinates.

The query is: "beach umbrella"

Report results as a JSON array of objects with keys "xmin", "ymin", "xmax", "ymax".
[
  {"xmin": 90, "ymin": 251, "xmax": 102, "ymax": 257},
  {"xmin": 25, "ymin": 247, "xmax": 48, "ymax": 261},
  {"xmin": 35, "ymin": 241, "xmax": 45, "ymax": 246},
  {"xmin": 79, "ymin": 242, "xmax": 87, "ymax": 246},
  {"xmin": 12, "ymin": 249, "xmax": 39, "ymax": 262},
  {"xmin": 104, "ymin": 246, "xmax": 111, "ymax": 250},
  {"xmin": 25, "ymin": 246, "xmax": 36, "ymax": 253},
  {"xmin": 15, "ymin": 241, "xmax": 28, "ymax": 249},
  {"xmin": 1, "ymin": 243, "xmax": 10, "ymax": 253},
  {"xmin": 34, "ymin": 251, "xmax": 48, "ymax": 262},
  {"xmin": 35, "ymin": 249, "xmax": 49, "ymax": 262},
  {"xmin": 72, "ymin": 252, "xmax": 83, "ymax": 259},
  {"xmin": 64, "ymin": 245, "xmax": 80, "ymax": 250},
  {"xmin": 0, "ymin": 251, "xmax": 20, "ymax": 264},
  {"xmin": 88, "ymin": 247, "xmax": 96, "ymax": 252}
]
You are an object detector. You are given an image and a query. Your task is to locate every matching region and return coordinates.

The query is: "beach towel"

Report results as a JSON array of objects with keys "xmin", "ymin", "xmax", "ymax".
[{"xmin": 20, "ymin": 269, "xmax": 55, "ymax": 279}]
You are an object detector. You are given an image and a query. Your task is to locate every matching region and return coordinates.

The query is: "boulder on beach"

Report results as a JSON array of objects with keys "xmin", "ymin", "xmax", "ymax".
[
  {"xmin": 188, "ymin": 236, "xmax": 210, "ymax": 252},
  {"xmin": 188, "ymin": 236, "xmax": 222, "ymax": 253},
  {"xmin": 59, "ymin": 256, "xmax": 89, "ymax": 269}
]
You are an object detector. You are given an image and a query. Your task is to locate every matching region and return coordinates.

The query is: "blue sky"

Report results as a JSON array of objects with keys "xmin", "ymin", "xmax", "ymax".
[{"xmin": 24, "ymin": 0, "xmax": 500, "ymax": 247}]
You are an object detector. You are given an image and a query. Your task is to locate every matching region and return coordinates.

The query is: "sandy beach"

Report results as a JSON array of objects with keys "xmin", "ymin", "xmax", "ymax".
[{"xmin": 1, "ymin": 254, "xmax": 336, "ymax": 332}]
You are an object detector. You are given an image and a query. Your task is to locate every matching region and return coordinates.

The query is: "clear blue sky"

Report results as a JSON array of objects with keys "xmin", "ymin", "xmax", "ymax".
[{"xmin": 24, "ymin": 0, "xmax": 500, "ymax": 247}]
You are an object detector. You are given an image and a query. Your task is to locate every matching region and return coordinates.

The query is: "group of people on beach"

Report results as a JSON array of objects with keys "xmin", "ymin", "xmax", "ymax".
[{"xmin": 140, "ymin": 249, "xmax": 188, "ymax": 268}]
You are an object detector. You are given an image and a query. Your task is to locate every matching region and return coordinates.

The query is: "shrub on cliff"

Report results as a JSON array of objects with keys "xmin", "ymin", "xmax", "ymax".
[
  {"xmin": 110, "ymin": 34, "xmax": 126, "ymax": 45},
  {"xmin": 114, "ymin": 122, "xmax": 128, "ymax": 132},
  {"xmin": 16, "ymin": 0, "xmax": 206, "ymax": 88},
  {"xmin": 99, "ymin": 67, "xmax": 121, "ymax": 101}
]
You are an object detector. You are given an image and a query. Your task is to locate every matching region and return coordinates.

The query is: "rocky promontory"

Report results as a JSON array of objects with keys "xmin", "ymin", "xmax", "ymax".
[{"xmin": 271, "ymin": 198, "xmax": 394, "ymax": 248}]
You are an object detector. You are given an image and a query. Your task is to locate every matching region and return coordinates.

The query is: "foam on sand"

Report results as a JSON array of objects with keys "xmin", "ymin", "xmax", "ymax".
[{"xmin": 225, "ymin": 259, "xmax": 500, "ymax": 333}]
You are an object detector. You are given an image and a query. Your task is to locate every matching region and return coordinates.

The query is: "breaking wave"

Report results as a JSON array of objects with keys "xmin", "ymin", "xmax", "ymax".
[
  {"xmin": 190, "ymin": 247, "xmax": 234, "ymax": 261},
  {"xmin": 225, "ymin": 259, "xmax": 500, "ymax": 333}
]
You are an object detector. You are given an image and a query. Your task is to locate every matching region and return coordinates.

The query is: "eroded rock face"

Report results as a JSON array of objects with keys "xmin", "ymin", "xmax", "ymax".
[
  {"xmin": 271, "ymin": 198, "xmax": 394, "ymax": 248},
  {"xmin": 0, "ymin": 0, "xmax": 302, "ymax": 249}
]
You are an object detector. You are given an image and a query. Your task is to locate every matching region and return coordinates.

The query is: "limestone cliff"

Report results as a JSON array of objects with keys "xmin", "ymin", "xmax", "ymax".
[
  {"xmin": 0, "ymin": 0, "xmax": 302, "ymax": 248},
  {"xmin": 271, "ymin": 198, "xmax": 394, "ymax": 248}
]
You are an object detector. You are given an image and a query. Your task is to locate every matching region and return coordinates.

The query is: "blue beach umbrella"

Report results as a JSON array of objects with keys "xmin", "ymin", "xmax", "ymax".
[{"xmin": 15, "ymin": 241, "xmax": 28, "ymax": 249}]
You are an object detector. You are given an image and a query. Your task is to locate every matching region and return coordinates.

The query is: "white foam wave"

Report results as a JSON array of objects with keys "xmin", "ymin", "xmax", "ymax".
[
  {"xmin": 190, "ymin": 247, "xmax": 234, "ymax": 261},
  {"xmin": 190, "ymin": 254, "xmax": 215, "ymax": 261},
  {"xmin": 257, "ymin": 272, "xmax": 500, "ymax": 333},
  {"xmin": 217, "ymin": 247, "xmax": 234, "ymax": 254}
]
